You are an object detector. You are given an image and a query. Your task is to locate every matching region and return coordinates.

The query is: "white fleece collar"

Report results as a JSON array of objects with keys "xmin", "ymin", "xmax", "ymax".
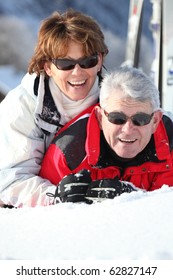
[{"xmin": 50, "ymin": 76, "xmax": 100, "ymax": 125}]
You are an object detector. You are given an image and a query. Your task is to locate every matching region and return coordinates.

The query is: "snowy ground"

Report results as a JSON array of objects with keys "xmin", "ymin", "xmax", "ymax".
[{"xmin": 0, "ymin": 185, "xmax": 173, "ymax": 260}]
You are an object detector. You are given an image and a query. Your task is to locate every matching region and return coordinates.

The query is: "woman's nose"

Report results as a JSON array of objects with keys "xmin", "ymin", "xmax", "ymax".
[{"xmin": 71, "ymin": 63, "xmax": 83, "ymax": 73}]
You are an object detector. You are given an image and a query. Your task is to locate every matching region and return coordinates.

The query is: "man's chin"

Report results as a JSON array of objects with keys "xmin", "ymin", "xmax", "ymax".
[{"xmin": 116, "ymin": 152, "xmax": 136, "ymax": 161}]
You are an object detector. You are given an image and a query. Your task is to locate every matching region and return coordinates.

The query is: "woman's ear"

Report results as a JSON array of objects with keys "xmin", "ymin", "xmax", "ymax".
[
  {"xmin": 97, "ymin": 53, "xmax": 103, "ymax": 72},
  {"xmin": 44, "ymin": 62, "xmax": 52, "ymax": 76},
  {"xmin": 95, "ymin": 106, "xmax": 103, "ymax": 129}
]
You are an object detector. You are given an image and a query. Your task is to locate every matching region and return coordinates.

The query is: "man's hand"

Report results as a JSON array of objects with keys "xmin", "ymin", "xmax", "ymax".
[
  {"xmin": 55, "ymin": 169, "xmax": 92, "ymax": 203},
  {"xmin": 47, "ymin": 171, "xmax": 139, "ymax": 204},
  {"xmin": 86, "ymin": 177, "xmax": 137, "ymax": 202}
]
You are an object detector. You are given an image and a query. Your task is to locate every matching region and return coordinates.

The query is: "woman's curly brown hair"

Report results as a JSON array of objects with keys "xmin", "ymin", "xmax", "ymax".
[{"xmin": 28, "ymin": 9, "xmax": 108, "ymax": 75}]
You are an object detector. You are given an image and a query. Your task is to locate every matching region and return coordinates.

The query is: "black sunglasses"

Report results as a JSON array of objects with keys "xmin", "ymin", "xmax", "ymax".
[
  {"xmin": 51, "ymin": 54, "xmax": 98, "ymax": 71},
  {"xmin": 104, "ymin": 111, "xmax": 154, "ymax": 126}
]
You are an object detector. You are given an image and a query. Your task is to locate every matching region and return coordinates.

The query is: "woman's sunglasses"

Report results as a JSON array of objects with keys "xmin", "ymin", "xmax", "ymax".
[
  {"xmin": 104, "ymin": 110, "xmax": 154, "ymax": 126},
  {"xmin": 51, "ymin": 54, "xmax": 98, "ymax": 71}
]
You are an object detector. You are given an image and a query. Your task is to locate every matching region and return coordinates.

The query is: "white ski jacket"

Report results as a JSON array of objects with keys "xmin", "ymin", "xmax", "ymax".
[{"xmin": 0, "ymin": 73, "xmax": 100, "ymax": 207}]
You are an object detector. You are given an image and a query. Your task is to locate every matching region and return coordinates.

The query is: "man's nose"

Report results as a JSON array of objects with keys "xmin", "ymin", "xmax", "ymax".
[{"xmin": 121, "ymin": 119, "xmax": 135, "ymax": 131}]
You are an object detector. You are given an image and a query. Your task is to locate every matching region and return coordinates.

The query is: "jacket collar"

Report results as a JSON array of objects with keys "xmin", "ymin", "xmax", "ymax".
[{"xmin": 21, "ymin": 73, "xmax": 61, "ymax": 134}]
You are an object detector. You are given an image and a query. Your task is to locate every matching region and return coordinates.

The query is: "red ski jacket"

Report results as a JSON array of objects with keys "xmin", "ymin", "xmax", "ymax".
[{"xmin": 40, "ymin": 105, "xmax": 173, "ymax": 191}]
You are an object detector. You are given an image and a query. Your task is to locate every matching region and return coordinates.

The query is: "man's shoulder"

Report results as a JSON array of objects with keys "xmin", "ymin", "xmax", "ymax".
[
  {"xmin": 55, "ymin": 104, "xmax": 97, "ymax": 135},
  {"xmin": 51, "ymin": 105, "xmax": 98, "ymax": 170}
]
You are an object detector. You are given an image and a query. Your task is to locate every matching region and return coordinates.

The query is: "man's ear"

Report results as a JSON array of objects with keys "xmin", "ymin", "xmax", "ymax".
[
  {"xmin": 95, "ymin": 106, "xmax": 103, "ymax": 129},
  {"xmin": 152, "ymin": 110, "xmax": 163, "ymax": 133}
]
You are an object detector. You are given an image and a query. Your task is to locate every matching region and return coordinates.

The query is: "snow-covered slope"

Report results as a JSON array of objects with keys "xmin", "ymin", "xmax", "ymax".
[{"xmin": 0, "ymin": 186, "xmax": 173, "ymax": 260}]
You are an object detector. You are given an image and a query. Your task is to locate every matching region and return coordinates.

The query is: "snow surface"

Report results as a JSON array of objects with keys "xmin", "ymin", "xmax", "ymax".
[{"xmin": 0, "ymin": 185, "xmax": 173, "ymax": 260}]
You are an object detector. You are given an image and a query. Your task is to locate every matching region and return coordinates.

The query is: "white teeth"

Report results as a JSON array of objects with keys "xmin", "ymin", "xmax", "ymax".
[
  {"xmin": 120, "ymin": 138, "xmax": 136, "ymax": 143},
  {"xmin": 69, "ymin": 80, "xmax": 85, "ymax": 85}
]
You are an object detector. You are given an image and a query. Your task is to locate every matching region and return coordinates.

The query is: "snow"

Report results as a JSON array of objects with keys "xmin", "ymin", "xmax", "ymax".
[{"xmin": 1, "ymin": 185, "xmax": 173, "ymax": 260}]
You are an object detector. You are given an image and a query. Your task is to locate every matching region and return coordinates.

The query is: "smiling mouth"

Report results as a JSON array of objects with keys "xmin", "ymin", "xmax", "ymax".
[
  {"xmin": 119, "ymin": 138, "xmax": 137, "ymax": 143},
  {"xmin": 68, "ymin": 80, "xmax": 86, "ymax": 87}
]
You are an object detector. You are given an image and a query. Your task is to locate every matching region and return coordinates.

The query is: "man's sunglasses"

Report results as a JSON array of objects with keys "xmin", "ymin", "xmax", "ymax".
[
  {"xmin": 104, "ymin": 110, "xmax": 154, "ymax": 126},
  {"xmin": 51, "ymin": 54, "xmax": 98, "ymax": 71}
]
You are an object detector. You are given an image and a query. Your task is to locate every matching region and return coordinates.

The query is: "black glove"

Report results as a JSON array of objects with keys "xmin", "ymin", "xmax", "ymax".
[
  {"xmin": 86, "ymin": 177, "xmax": 137, "ymax": 202},
  {"xmin": 55, "ymin": 169, "xmax": 92, "ymax": 203}
]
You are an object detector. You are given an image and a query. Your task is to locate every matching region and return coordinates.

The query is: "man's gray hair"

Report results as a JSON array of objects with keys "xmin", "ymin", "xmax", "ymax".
[{"xmin": 100, "ymin": 66, "xmax": 161, "ymax": 111}]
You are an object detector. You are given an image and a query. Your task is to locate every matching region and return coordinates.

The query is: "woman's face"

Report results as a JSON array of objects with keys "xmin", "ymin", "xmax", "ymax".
[{"xmin": 44, "ymin": 41, "xmax": 102, "ymax": 101}]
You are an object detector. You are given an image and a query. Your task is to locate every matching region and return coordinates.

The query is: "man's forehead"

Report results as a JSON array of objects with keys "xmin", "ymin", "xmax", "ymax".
[{"xmin": 103, "ymin": 96, "xmax": 152, "ymax": 112}]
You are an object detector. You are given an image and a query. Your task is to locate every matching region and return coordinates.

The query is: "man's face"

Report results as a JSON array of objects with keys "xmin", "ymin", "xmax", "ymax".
[{"xmin": 96, "ymin": 91, "xmax": 162, "ymax": 160}]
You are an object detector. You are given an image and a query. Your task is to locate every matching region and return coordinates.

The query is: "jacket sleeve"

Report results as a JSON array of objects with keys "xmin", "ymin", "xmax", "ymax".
[
  {"xmin": 0, "ymin": 87, "xmax": 56, "ymax": 207},
  {"xmin": 150, "ymin": 162, "xmax": 173, "ymax": 191},
  {"xmin": 149, "ymin": 115, "xmax": 173, "ymax": 190}
]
